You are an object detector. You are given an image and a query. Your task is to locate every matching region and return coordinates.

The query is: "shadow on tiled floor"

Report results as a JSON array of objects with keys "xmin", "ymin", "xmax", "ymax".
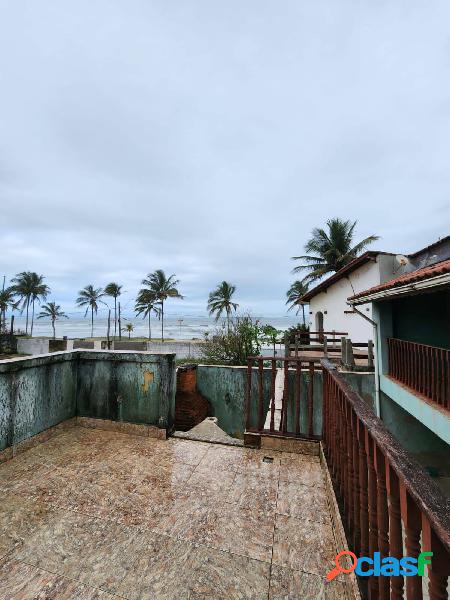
[{"xmin": 0, "ymin": 427, "xmax": 346, "ymax": 599}]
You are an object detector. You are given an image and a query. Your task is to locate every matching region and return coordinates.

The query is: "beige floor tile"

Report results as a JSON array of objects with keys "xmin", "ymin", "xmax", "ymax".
[
  {"xmin": 276, "ymin": 480, "xmax": 330, "ymax": 523},
  {"xmin": 116, "ymin": 534, "xmax": 271, "ymax": 600},
  {"xmin": 156, "ymin": 499, "xmax": 275, "ymax": 562},
  {"xmin": 12, "ymin": 509, "xmax": 109, "ymax": 580},
  {"xmin": 279, "ymin": 457, "xmax": 325, "ymax": 487},
  {"xmin": 226, "ymin": 472, "xmax": 278, "ymax": 512},
  {"xmin": 0, "ymin": 558, "xmax": 118, "ymax": 599},
  {"xmin": 272, "ymin": 514, "xmax": 336, "ymax": 576},
  {"xmin": 0, "ymin": 494, "xmax": 54, "ymax": 558},
  {"xmin": 269, "ymin": 564, "xmax": 348, "ymax": 600},
  {"xmin": 196, "ymin": 445, "xmax": 250, "ymax": 473}
]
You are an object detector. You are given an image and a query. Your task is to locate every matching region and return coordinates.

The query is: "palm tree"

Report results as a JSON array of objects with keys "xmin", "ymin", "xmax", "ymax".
[
  {"xmin": 11, "ymin": 272, "xmax": 50, "ymax": 335},
  {"xmin": 0, "ymin": 287, "xmax": 16, "ymax": 332},
  {"xmin": 104, "ymin": 282, "xmax": 122, "ymax": 338},
  {"xmin": 122, "ymin": 323, "xmax": 134, "ymax": 339},
  {"xmin": 207, "ymin": 281, "xmax": 239, "ymax": 330},
  {"xmin": 76, "ymin": 285, "xmax": 105, "ymax": 337},
  {"xmin": 37, "ymin": 302, "xmax": 68, "ymax": 339},
  {"xmin": 286, "ymin": 281, "xmax": 309, "ymax": 326},
  {"xmin": 135, "ymin": 289, "xmax": 161, "ymax": 340},
  {"xmin": 141, "ymin": 270, "xmax": 183, "ymax": 342},
  {"xmin": 292, "ymin": 218, "xmax": 379, "ymax": 283}
]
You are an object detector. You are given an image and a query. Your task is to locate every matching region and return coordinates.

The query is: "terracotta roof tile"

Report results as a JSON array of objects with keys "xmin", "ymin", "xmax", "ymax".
[{"xmin": 349, "ymin": 258, "xmax": 450, "ymax": 302}]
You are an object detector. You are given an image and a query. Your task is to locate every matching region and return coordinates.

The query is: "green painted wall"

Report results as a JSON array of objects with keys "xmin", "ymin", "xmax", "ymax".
[
  {"xmin": 196, "ymin": 366, "xmax": 272, "ymax": 438},
  {"xmin": 0, "ymin": 353, "xmax": 77, "ymax": 451},
  {"xmin": 76, "ymin": 352, "xmax": 176, "ymax": 428},
  {"xmin": 0, "ymin": 351, "xmax": 176, "ymax": 452},
  {"xmin": 380, "ymin": 391, "xmax": 450, "ymax": 487},
  {"xmin": 392, "ymin": 290, "xmax": 450, "ymax": 349}
]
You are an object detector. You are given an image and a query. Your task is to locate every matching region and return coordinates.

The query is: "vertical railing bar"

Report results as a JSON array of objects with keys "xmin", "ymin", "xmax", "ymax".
[
  {"xmin": 282, "ymin": 358, "xmax": 289, "ymax": 434},
  {"xmin": 269, "ymin": 358, "xmax": 276, "ymax": 432},
  {"xmin": 294, "ymin": 360, "xmax": 301, "ymax": 435},
  {"xmin": 307, "ymin": 361, "xmax": 314, "ymax": 438},
  {"xmin": 245, "ymin": 358, "xmax": 252, "ymax": 430},
  {"xmin": 257, "ymin": 358, "xmax": 264, "ymax": 432}
]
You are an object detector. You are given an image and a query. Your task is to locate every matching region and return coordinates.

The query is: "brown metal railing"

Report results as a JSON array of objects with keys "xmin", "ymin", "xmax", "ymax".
[
  {"xmin": 245, "ymin": 356, "xmax": 320, "ymax": 439},
  {"xmin": 322, "ymin": 359, "xmax": 450, "ymax": 600},
  {"xmin": 388, "ymin": 338, "xmax": 450, "ymax": 410}
]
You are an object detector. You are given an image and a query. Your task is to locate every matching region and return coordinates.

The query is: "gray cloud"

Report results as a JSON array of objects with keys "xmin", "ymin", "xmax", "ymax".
[{"xmin": 1, "ymin": 0, "xmax": 449, "ymax": 315}]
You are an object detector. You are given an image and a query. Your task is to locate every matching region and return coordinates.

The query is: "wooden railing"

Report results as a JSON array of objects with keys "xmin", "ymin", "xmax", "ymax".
[
  {"xmin": 245, "ymin": 356, "xmax": 320, "ymax": 439},
  {"xmin": 322, "ymin": 359, "xmax": 450, "ymax": 600},
  {"xmin": 388, "ymin": 338, "xmax": 450, "ymax": 410}
]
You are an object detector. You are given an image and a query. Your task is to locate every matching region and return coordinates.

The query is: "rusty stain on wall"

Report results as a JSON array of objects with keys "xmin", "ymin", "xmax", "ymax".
[{"xmin": 141, "ymin": 370, "xmax": 154, "ymax": 392}]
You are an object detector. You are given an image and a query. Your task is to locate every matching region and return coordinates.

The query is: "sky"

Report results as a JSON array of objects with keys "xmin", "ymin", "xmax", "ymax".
[{"xmin": 1, "ymin": 0, "xmax": 449, "ymax": 316}]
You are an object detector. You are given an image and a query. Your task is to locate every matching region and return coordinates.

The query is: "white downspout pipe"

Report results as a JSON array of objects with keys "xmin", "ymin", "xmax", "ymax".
[{"xmin": 347, "ymin": 304, "xmax": 381, "ymax": 418}]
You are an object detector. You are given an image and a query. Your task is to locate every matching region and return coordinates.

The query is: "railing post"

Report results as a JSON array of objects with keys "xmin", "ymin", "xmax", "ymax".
[
  {"xmin": 258, "ymin": 359, "xmax": 264, "ymax": 431},
  {"xmin": 351, "ymin": 410, "xmax": 361, "ymax": 555},
  {"xmin": 308, "ymin": 361, "xmax": 314, "ymax": 437},
  {"xmin": 269, "ymin": 358, "xmax": 276, "ymax": 432},
  {"xmin": 400, "ymin": 485, "xmax": 423, "ymax": 600},
  {"xmin": 366, "ymin": 433, "xmax": 379, "ymax": 600},
  {"xmin": 294, "ymin": 361, "xmax": 301, "ymax": 436},
  {"xmin": 368, "ymin": 339, "xmax": 374, "ymax": 369},
  {"xmin": 422, "ymin": 516, "xmax": 450, "ymax": 600},
  {"xmin": 375, "ymin": 446, "xmax": 390, "ymax": 600},
  {"xmin": 282, "ymin": 358, "xmax": 289, "ymax": 434},
  {"xmin": 341, "ymin": 336, "xmax": 347, "ymax": 366},
  {"xmin": 245, "ymin": 359, "xmax": 252, "ymax": 430},
  {"xmin": 386, "ymin": 463, "xmax": 404, "ymax": 600}
]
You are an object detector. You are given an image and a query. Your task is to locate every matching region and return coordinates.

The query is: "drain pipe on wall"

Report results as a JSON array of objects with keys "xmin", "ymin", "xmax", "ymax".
[{"xmin": 347, "ymin": 304, "xmax": 381, "ymax": 418}]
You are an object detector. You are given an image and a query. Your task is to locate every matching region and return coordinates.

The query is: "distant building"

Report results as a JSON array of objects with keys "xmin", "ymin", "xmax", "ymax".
[
  {"xmin": 301, "ymin": 251, "xmax": 398, "ymax": 342},
  {"xmin": 301, "ymin": 236, "xmax": 450, "ymax": 343}
]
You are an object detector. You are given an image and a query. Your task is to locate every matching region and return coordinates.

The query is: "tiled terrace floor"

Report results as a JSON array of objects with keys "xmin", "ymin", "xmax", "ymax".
[{"xmin": 0, "ymin": 427, "xmax": 344, "ymax": 599}]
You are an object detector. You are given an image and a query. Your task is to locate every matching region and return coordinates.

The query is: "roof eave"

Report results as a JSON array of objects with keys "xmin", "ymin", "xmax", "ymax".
[{"xmin": 348, "ymin": 272, "xmax": 450, "ymax": 305}]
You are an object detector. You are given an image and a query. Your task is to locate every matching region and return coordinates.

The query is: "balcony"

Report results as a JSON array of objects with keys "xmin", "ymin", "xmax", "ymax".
[
  {"xmin": 0, "ymin": 425, "xmax": 350, "ymax": 599},
  {"xmin": 387, "ymin": 338, "xmax": 449, "ymax": 412},
  {"xmin": 1, "ymin": 351, "xmax": 449, "ymax": 599}
]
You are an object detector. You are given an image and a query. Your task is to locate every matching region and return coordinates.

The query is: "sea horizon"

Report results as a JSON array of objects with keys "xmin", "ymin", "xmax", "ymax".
[{"xmin": 9, "ymin": 313, "xmax": 306, "ymax": 340}]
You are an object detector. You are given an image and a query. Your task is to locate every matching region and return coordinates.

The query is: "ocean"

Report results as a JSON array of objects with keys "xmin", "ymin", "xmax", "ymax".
[{"xmin": 10, "ymin": 314, "xmax": 303, "ymax": 340}]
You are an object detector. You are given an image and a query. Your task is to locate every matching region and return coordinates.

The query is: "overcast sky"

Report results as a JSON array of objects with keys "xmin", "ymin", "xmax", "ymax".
[{"xmin": 1, "ymin": 1, "xmax": 449, "ymax": 316}]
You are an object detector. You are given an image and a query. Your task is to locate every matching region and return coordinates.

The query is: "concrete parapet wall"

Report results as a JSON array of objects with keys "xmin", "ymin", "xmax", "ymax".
[
  {"xmin": 0, "ymin": 350, "xmax": 176, "ymax": 454},
  {"xmin": 147, "ymin": 341, "xmax": 203, "ymax": 359},
  {"xmin": 113, "ymin": 341, "xmax": 148, "ymax": 351},
  {"xmin": 17, "ymin": 338, "xmax": 50, "ymax": 355}
]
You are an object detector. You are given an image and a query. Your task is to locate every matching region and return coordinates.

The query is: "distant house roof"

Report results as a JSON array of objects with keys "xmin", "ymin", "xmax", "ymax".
[
  {"xmin": 300, "ymin": 251, "xmax": 391, "ymax": 302},
  {"xmin": 348, "ymin": 258, "xmax": 450, "ymax": 305},
  {"xmin": 408, "ymin": 235, "xmax": 450, "ymax": 258}
]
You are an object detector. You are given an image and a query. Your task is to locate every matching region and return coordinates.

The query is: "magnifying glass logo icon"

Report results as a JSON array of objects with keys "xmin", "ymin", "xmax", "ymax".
[{"xmin": 326, "ymin": 551, "xmax": 358, "ymax": 582}]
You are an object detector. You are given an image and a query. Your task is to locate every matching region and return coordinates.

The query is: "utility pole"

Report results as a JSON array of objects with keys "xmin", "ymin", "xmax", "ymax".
[{"xmin": 118, "ymin": 302, "xmax": 122, "ymax": 340}]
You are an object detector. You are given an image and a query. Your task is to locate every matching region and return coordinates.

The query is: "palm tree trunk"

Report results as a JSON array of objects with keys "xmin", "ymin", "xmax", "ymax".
[
  {"xmin": 25, "ymin": 298, "xmax": 30, "ymax": 335},
  {"xmin": 302, "ymin": 304, "xmax": 306, "ymax": 327},
  {"xmin": 161, "ymin": 301, "xmax": 164, "ymax": 343},
  {"xmin": 114, "ymin": 297, "xmax": 117, "ymax": 338},
  {"xmin": 148, "ymin": 312, "xmax": 151, "ymax": 341},
  {"xmin": 91, "ymin": 307, "xmax": 94, "ymax": 337},
  {"xmin": 31, "ymin": 299, "xmax": 35, "ymax": 336},
  {"xmin": 52, "ymin": 319, "xmax": 56, "ymax": 340}
]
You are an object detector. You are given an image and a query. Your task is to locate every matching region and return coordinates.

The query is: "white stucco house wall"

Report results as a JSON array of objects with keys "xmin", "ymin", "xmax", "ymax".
[
  {"xmin": 301, "ymin": 252, "xmax": 399, "ymax": 343},
  {"xmin": 300, "ymin": 237, "xmax": 450, "ymax": 343}
]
